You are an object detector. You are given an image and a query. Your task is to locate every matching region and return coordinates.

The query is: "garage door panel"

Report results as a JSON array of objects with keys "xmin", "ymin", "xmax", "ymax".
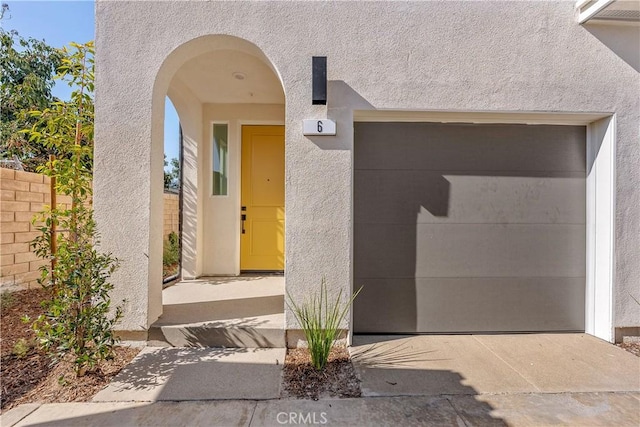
[
  {"xmin": 354, "ymin": 170, "xmax": 450, "ymax": 222},
  {"xmin": 354, "ymin": 223, "xmax": 417, "ymax": 278},
  {"xmin": 355, "ymin": 223, "xmax": 586, "ymax": 279},
  {"xmin": 354, "ymin": 122, "xmax": 586, "ymax": 334},
  {"xmin": 354, "ymin": 123, "xmax": 586, "ymax": 172},
  {"xmin": 355, "ymin": 170, "xmax": 586, "ymax": 225},
  {"xmin": 354, "ymin": 278, "xmax": 585, "ymax": 333},
  {"xmin": 353, "ymin": 278, "xmax": 418, "ymax": 333},
  {"xmin": 414, "ymin": 223, "xmax": 586, "ymax": 278}
]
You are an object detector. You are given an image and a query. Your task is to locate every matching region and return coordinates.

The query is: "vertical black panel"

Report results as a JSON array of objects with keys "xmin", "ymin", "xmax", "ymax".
[{"xmin": 312, "ymin": 56, "xmax": 327, "ymax": 105}]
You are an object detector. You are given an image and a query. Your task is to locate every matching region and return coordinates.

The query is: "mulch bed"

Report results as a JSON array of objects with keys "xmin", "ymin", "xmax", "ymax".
[
  {"xmin": 616, "ymin": 341, "xmax": 640, "ymax": 357},
  {"xmin": 282, "ymin": 346, "xmax": 361, "ymax": 400},
  {"xmin": 0, "ymin": 288, "xmax": 139, "ymax": 413},
  {"xmin": 1, "ymin": 288, "xmax": 49, "ymax": 356},
  {"xmin": 163, "ymin": 262, "xmax": 179, "ymax": 280}
]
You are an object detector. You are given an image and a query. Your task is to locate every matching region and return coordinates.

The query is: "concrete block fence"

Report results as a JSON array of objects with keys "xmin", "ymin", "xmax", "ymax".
[
  {"xmin": 163, "ymin": 192, "xmax": 179, "ymax": 238},
  {"xmin": 1, "ymin": 168, "xmax": 73, "ymax": 291},
  {"xmin": 0, "ymin": 167, "xmax": 181, "ymax": 291}
]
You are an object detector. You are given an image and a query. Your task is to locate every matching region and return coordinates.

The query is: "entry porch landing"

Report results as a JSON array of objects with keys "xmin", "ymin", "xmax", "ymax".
[{"xmin": 149, "ymin": 276, "xmax": 285, "ymax": 348}]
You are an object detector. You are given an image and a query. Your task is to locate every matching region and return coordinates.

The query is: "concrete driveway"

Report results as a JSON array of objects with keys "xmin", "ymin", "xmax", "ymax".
[
  {"xmin": 350, "ymin": 334, "xmax": 639, "ymax": 396},
  {"xmin": 350, "ymin": 333, "xmax": 639, "ymax": 426}
]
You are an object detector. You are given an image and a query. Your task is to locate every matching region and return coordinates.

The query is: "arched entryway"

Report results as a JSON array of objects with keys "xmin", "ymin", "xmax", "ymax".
[{"xmin": 149, "ymin": 35, "xmax": 286, "ymax": 346}]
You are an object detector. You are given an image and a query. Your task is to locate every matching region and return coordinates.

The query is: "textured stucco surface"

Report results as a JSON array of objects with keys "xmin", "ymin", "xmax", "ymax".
[{"xmin": 94, "ymin": 1, "xmax": 639, "ymax": 332}]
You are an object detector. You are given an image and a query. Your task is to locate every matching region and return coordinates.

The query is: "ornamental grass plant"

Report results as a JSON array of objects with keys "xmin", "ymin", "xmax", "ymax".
[{"xmin": 287, "ymin": 278, "xmax": 362, "ymax": 370}]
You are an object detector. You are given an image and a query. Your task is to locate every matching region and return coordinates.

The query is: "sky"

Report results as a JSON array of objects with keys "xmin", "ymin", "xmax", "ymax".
[{"xmin": 2, "ymin": 1, "xmax": 181, "ymax": 165}]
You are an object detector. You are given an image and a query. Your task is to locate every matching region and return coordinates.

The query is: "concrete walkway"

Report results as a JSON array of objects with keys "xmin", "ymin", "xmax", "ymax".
[
  {"xmin": 92, "ymin": 347, "xmax": 286, "ymax": 402},
  {"xmin": 2, "ymin": 334, "xmax": 639, "ymax": 426},
  {"xmin": 3, "ymin": 393, "xmax": 639, "ymax": 426}
]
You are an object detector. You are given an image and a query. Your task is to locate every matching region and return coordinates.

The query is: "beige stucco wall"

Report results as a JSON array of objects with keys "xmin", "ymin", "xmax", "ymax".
[{"xmin": 94, "ymin": 1, "xmax": 639, "ymax": 334}]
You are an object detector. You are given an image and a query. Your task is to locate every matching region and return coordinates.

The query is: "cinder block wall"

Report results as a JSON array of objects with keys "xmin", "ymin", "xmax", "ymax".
[
  {"xmin": 163, "ymin": 192, "xmax": 179, "ymax": 239},
  {"xmin": 1, "ymin": 168, "xmax": 180, "ymax": 291},
  {"xmin": 0, "ymin": 168, "xmax": 73, "ymax": 291}
]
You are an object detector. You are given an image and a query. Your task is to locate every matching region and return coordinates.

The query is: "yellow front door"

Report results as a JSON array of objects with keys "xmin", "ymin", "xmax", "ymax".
[{"xmin": 240, "ymin": 125, "xmax": 285, "ymax": 271}]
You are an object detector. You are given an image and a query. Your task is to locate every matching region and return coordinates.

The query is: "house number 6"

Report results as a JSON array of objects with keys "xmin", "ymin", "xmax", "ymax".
[{"xmin": 302, "ymin": 119, "xmax": 336, "ymax": 135}]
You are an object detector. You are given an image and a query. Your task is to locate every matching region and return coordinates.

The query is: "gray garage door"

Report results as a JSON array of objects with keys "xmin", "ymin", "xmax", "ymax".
[{"xmin": 353, "ymin": 123, "xmax": 586, "ymax": 333}]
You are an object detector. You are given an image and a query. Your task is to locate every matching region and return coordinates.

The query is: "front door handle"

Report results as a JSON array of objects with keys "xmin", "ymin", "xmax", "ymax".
[{"xmin": 241, "ymin": 206, "xmax": 247, "ymax": 234}]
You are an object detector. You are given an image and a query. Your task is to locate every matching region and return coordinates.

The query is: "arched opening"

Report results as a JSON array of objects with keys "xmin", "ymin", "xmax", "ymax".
[
  {"xmin": 149, "ymin": 35, "xmax": 286, "ymax": 346},
  {"xmin": 162, "ymin": 97, "xmax": 182, "ymax": 285}
]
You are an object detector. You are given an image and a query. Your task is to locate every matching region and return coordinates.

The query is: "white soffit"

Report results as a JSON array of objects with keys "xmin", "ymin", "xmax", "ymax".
[
  {"xmin": 577, "ymin": 0, "xmax": 640, "ymax": 24},
  {"xmin": 353, "ymin": 110, "xmax": 611, "ymax": 126}
]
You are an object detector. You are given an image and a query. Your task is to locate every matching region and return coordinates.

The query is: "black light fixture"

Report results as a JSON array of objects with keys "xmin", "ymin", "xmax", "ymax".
[{"xmin": 312, "ymin": 56, "xmax": 327, "ymax": 105}]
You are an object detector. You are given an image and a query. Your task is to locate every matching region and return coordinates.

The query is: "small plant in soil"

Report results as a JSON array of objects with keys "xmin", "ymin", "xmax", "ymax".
[
  {"xmin": 11, "ymin": 338, "xmax": 32, "ymax": 358},
  {"xmin": 1, "ymin": 291, "xmax": 15, "ymax": 308},
  {"xmin": 163, "ymin": 231, "xmax": 180, "ymax": 279},
  {"xmin": 287, "ymin": 278, "xmax": 362, "ymax": 370},
  {"xmin": 25, "ymin": 41, "xmax": 123, "ymax": 377}
]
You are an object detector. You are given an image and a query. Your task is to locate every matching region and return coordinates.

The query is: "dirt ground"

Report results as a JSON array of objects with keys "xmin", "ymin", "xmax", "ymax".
[
  {"xmin": 0, "ymin": 288, "xmax": 138, "ymax": 413},
  {"xmin": 163, "ymin": 262, "xmax": 179, "ymax": 280},
  {"xmin": 617, "ymin": 341, "xmax": 640, "ymax": 357},
  {"xmin": 282, "ymin": 346, "xmax": 361, "ymax": 400},
  {"xmin": 2, "ymin": 288, "xmax": 636, "ymax": 413}
]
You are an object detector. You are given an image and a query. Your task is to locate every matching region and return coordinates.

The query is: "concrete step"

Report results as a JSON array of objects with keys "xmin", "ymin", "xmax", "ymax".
[
  {"xmin": 148, "ymin": 314, "xmax": 285, "ymax": 348},
  {"xmin": 152, "ymin": 276, "xmax": 286, "ymax": 348}
]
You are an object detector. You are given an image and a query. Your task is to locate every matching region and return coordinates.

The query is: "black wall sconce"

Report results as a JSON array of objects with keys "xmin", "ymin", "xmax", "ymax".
[{"xmin": 312, "ymin": 56, "xmax": 327, "ymax": 105}]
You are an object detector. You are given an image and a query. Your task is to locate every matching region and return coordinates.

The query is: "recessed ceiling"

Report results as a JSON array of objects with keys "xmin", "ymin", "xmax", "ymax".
[{"xmin": 171, "ymin": 49, "xmax": 284, "ymax": 104}]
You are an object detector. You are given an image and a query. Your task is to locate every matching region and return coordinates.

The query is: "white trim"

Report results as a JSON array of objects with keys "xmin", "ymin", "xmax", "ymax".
[
  {"xmin": 586, "ymin": 116, "xmax": 616, "ymax": 342},
  {"xmin": 577, "ymin": 0, "xmax": 616, "ymax": 24},
  {"xmin": 349, "ymin": 110, "xmax": 616, "ymax": 343},
  {"xmin": 210, "ymin": 120, "xmax": 231, "ymax": 198},
  {"xmin": 354, "ymin": 109, "xmax": 610, "ymax": 125}
]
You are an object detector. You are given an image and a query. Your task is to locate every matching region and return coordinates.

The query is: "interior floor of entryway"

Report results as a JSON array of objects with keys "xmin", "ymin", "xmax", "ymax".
[{"xmin": 149, "ymin": 276, "xmax": 285, "ymax": 347}]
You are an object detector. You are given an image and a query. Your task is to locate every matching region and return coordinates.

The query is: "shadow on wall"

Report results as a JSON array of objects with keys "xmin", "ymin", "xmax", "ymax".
[
  {"xmin": 353, "ymin": 123, "xmax": 587, "ymax": 333},
  {"xmin": 304, "ymin": 80, "xmax": 375, "ymax": 151},
  {"xmin": 584, "ymin": 23, "xmax": 640, "ymax": 72},
  {"xmin": 180, "ymin": 132, "xmax": 198, "ymax": 277}
]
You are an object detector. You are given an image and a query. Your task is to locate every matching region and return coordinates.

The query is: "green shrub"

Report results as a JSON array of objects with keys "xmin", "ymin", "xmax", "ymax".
[
  {"xmin": 287, "ymin": 278, "xmax": 362, "ymax": 370},
  {"xmin": 163, "ymin": 231, "xmax": 179, "ymax": 267},
  {"xmin": 27, "ymin": 42, "xmax": 123, "ymax": 377}
]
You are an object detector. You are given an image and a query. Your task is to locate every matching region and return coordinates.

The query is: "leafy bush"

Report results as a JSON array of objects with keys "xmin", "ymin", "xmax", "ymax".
[
  {"xmin": 287, "ymin": 278, "xmax": 362, "ymax": 370},
  {"xmin": 0, "ymin": 25, "xmax": 64, "ymax": 172},
  {"xmin": 26, "ymin": 42, "xmax": 123, "ymax": 377},
  {"xmin": 163, "ymin": 231, "xmax": 179, "ymax": 267}
]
